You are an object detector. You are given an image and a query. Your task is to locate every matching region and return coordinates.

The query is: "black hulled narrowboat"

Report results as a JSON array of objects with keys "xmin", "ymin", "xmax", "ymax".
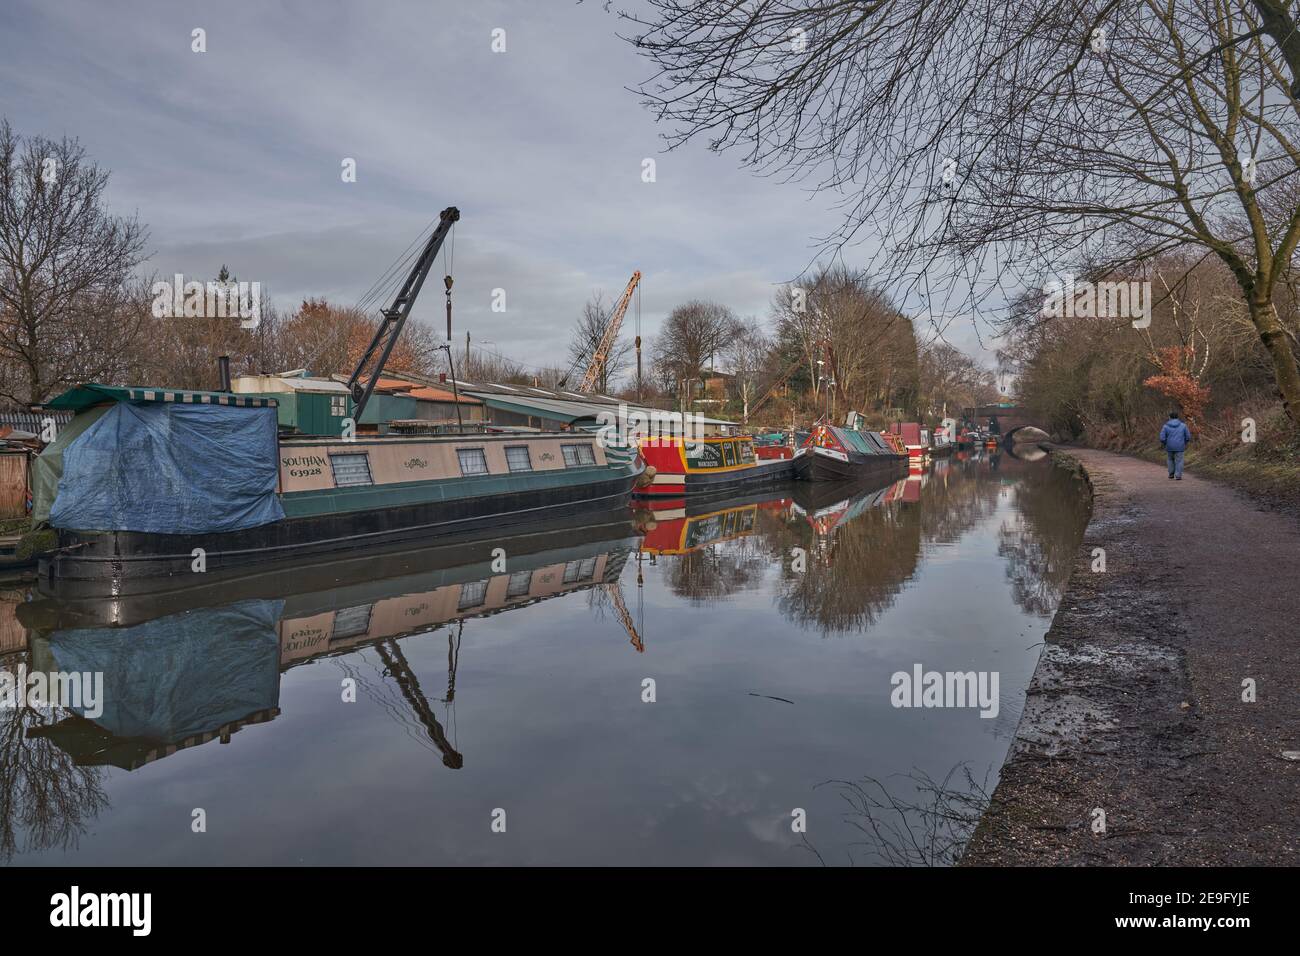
[
  {"xmin": 792, "ymin": 423, "xmax": 908, "ymax": 482},
  {"xmin": 33, "ymin": 384, "xmax": 646, "ymax": 598}
]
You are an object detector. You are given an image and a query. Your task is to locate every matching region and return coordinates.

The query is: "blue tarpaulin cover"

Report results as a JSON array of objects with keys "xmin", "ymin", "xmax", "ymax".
[
  {"xmin": 49, "ymin": 401, "xmax": 285, "ymax": 533},
  {"xmin": 36, "ymin": 599, "xmax": 284, "ymax": 742}
]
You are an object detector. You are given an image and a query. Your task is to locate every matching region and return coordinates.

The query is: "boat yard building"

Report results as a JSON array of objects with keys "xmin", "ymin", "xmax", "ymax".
[
  {"xmin": 231, "ymin": 371, "xmax": 484, "ymax": 437},
  {"xmin": 232, "ymin": 368, "xmax": 734, "ymax": 440},
  {"xmin": 389, "ymin": 373, "xmax": 738, "ymax": 439}
]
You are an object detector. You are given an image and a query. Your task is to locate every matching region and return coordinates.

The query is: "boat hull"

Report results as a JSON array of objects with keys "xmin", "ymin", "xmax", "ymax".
[
  {"xmin": 633, "ymin": 455, "xmax": 796, "ymax": 497},
  {"xmin": 793, "ymin": 447, "xmax": 908, "ymax": 483},
  {"xmin": 38, "ymin": 467, "xmax": 641, "ymax": 599}
]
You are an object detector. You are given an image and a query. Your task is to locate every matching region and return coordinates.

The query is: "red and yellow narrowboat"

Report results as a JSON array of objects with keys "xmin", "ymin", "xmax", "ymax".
[{"xmin": 633, "ymin": 434, "xmax": 797, "ymax": 497}]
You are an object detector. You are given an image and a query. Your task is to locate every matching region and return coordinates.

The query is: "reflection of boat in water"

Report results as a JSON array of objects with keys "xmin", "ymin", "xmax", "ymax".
[
  {"xmin": 22, "ymin": 514, "xmax": 639, "ymax": 631},
  {"xmin": 636, "ymin": 470, "xmax": 908, "ymax": 558},
  {"xmin": 790, "ymin": 475, "xmax": 909, "ymax": 534},
  {"xmin": 19, "ymin": 518, "xmax": 641, "ymax": 771},
  {"xmin": 634, "ymin": 488, "xmax": 791, "ymax": 555}
]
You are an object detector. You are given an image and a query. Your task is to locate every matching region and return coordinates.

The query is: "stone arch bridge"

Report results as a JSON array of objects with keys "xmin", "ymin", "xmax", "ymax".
[{"xmin": 966, "ymin": 405, "xmax": 1050, "ymax": 442}]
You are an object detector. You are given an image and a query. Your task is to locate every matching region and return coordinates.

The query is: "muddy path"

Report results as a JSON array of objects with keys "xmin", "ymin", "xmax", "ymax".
[{"xmin": 963, "ymin": 447, "xmax": 1300, "ymax": 865}]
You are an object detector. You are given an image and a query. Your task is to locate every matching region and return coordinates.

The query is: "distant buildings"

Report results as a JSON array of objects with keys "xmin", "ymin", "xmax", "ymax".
[{"xmin": 235, "ymin": 368, "xmax": 740, "ymax": 440}]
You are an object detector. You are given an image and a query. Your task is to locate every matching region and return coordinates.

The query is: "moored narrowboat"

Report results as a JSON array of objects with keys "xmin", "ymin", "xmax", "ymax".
[
  {"xmin": 634, "ymin": 434, "xmax": 796, "ymax": 497},
  {"xmin": 751, "ymin": 430, "xmax": 795, "ymax": 460},
  {"xmin": 33, "ymin": 384, "xmax": 646, "ymax": 597},
  {"xmin": 792, "ymin": 423, "xmax": 908, "ymax": 482}
]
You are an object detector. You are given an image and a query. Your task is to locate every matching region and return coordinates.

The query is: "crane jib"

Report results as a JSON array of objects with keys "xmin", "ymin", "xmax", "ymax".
[{"xmin": 348, "ymin": 206, "xmax": 461, "ymax": 421}]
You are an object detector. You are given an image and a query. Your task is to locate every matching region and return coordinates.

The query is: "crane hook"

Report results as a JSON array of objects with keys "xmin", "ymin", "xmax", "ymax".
[{"xmin": 444, "ymin": 275, "xmax": 454, "ymax": 341}]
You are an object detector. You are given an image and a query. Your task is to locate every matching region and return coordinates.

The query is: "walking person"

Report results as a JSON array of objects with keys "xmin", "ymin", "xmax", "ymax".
[{"xmin": 1160, "ymin": 410, "xmax": 1191, "ymax": 480}]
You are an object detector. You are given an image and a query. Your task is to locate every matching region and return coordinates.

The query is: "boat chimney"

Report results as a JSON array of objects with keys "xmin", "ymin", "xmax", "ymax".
[
  {"xmin": 439, "ymin": 372, "xmax": 447, "ymax": 384},
  {"xmin": 218, "ymin": 355, "xmax": 232, "ymax": 392}
]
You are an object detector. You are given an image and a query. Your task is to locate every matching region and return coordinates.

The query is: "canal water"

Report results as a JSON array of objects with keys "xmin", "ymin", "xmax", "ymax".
[{"xmin": 1, "ymin": 449, "xmax": 1088, "ymax": 866}]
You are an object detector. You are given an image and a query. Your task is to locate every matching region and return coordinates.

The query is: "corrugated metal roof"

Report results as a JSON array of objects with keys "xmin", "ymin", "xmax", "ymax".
[
  {"xmin": 447, "ymin": 378, "xmax": 623, "ymax": 404},
  {"xmin": 407, "ymin": 385, "xmax": 481, "ymax": 404},
  {"xmin": 375, "ymin": 378, "xmax": 481, "ymax": 404},
  {"xmin": 478, "ymin": 394, "xmax": 598, "ymax": 423},
  {"xmin": 0, "ymin": 409, "xmax": 72, "ymax": 431},
  {"xmin": 233, "ymin": 374, "xmax": 348, "ymax": 394},
  {"xmin": 381, "ymin": 371, "xmax": 735, "ymax": 426}
]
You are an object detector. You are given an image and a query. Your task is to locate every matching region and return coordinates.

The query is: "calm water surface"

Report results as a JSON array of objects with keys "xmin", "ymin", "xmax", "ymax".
[{"xmin": 2, "ymin": 449, "xmax": 1088, "ymax": 866}]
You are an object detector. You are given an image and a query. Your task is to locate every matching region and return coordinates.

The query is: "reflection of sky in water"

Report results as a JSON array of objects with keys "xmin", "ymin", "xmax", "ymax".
[{"xmin": 5, "ymin": 457, "xmax": 1086, "ymax": 866}]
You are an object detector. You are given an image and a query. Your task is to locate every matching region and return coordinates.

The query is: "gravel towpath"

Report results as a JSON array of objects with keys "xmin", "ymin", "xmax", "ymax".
[{"xmin": 963, "ymin": 447, "xmax": 1300, "ymax": 865}]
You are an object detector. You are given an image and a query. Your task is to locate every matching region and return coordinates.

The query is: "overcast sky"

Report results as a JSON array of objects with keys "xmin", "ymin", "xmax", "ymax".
[{"xmin": 1, "ymin": 0, "xmax": 1000, "ymax": 382}]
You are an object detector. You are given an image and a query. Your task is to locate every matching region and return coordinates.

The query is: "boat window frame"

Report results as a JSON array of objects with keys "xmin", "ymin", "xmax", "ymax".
[
  {"xmin": 504, "ymin": 444, "xmax": 533, "ymax": 473},
  {"xmin": 458, "ymin": 579, "xmax": 489, "ymax": 609},
  {"xmin": 331, "ymin": 603, "xmax": 374, "ymax": 640},
  {"xmin": 329, "ymin": 451, "xmax": 374, "ymax": 487},
  {"xmin": 561, "ymin": 443, "xmax": 597, "ymax": 467},
  {"xmin": 456, "ymin": 446, "xmax": 490, "ymax": 476},
  {"xmin": 721, "ymin": 440, "xmax": 737, "ymax": 467},
  {"xmin": 506, "ymin": 569, "xmax": 533, "ymax": 598},
  {"xmin": 562, "ymin": 556, "xmax": 599, "ymax": 583}
]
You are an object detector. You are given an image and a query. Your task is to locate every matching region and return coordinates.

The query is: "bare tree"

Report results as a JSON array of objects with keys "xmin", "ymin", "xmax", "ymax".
[
  {"xmin": 725, "ymin": 318, "xmax": 771, "ymax": 423},
  {"xmin": 274, "ymin": 297, "xmax": 441, "ymax": 382},
  {"xmin": 624, "ymin": 2, "xmax": 1300, "ymax": 425},
  {"xmin": 0, "ymin": 679, "xmax": 108, "ymax": 861},
  {"xmin": 650, "ymin": 299, "xmax": 741, "ymax": 405},
  {"xmin": 917, "ymin": 342, "xmax": 999, "ymax": 420},
  {"xmin": 772, "ymin": 266, "xmax": 917, "ymax": 415},
  {"xmin": 0, "ymin": 120, "xmax": 149, "ymax": 404},
  {"xmin": 566, "ymin": 290, "xmax": 632, "ymax": 393}
]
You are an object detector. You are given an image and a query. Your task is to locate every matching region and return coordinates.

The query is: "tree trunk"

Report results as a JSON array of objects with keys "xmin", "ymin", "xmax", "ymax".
[{"xmin": 1248, "ymin": 298, "xmax": 1300, "ymax": 427}]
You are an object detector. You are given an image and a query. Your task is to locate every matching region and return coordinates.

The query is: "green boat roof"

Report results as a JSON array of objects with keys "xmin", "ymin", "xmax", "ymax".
[{"xmin": 46, "ymin": 383, "xmax": 278, "ymax": 411}]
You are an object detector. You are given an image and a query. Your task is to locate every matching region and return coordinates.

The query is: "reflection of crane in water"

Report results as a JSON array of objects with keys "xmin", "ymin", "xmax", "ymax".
[
  {"xmin": 604, "ymin": 552, "xmax": 645, "ymax": 653},
  {"xmin": 336, "ymin": 622, "xmax": 464, "ymax": 770},
  {"xmin": 375, "ymin": 638, "xmax": 463, "ymax": 769}
]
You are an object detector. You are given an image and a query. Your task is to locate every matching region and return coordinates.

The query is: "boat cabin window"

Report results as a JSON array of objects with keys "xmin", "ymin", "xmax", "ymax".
[
  {"xmin": 561, "ymin": 443, "xmax": 596, "ymax": 467},
  {"xmin": 506, "ymin": 569, "xmax": 533, "ymax": 598},
  {"xmin": 330, "ymin": 453, "xmax": 373, "ymax": 487},
  {"xmin": 562, "ymin": 557, "xmax": 599, "ymax": 583},
  {"xmin": 457, "ymin": 447, "xmax": 490, "ymax": 476},
  {"xmin": 332, "ymin": 603, "xmax": 373, "ymax": 640},
  {"xmin": 458, "ymin": 579, "xmax": 489, "ymax": 610},
  {"xmin": 505, "ymin": 445, "xmax": 533, "ymax": 472}
]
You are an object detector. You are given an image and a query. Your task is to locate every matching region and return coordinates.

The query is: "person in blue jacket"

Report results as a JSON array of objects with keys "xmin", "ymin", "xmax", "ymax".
[{"xmin": 1160, "ymin": 411, "xmax": 1191, "ymax": 479}]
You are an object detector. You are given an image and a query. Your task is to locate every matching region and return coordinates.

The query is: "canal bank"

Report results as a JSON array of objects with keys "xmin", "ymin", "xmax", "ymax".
[{"xmin": 964, "ymin": 447, "xmax": 1300, "ymax": 865}]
